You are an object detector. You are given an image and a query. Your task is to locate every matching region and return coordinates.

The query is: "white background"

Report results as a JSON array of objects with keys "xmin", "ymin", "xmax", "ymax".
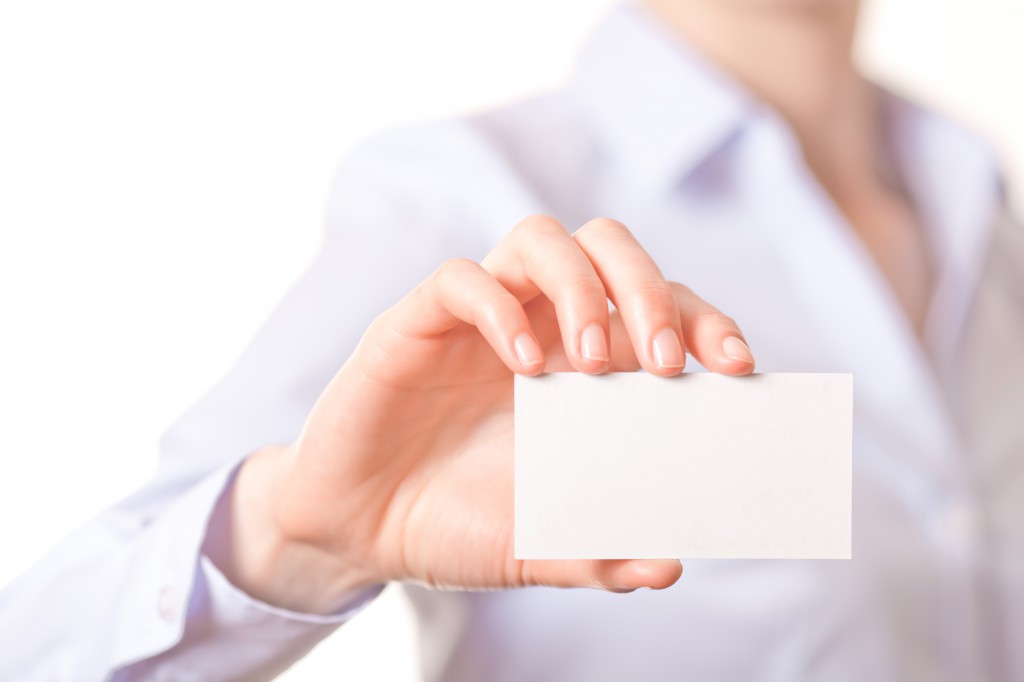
[{"xmin": 1, "ymin": 0, "xmax": 1021, "ymax": 678}]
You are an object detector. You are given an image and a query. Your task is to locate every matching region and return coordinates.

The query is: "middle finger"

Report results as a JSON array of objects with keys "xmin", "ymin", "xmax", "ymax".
[{"xmin": 572, "ymin": 218, "xmax": 686, "ymax": 376}]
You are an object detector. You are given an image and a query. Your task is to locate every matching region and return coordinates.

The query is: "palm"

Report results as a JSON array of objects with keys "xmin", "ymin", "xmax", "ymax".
[{"xmin": 348, "ymin": 298, "xmax": 565, "ymax": 588}]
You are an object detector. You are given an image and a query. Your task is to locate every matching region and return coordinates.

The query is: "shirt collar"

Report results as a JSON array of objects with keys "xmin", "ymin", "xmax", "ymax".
[
  {"xmin": 882, "ymin": 90, "xmax": 1003, "ymax": 368},
  {"xmin": 568, "ymin": 4, "xmax": 1002, "ymax": 295},
  {"xmin": 568, "ymin": 3, "xmax": 1002, "ymax": 225},
  {"xmin": 567, "ymin": 2, "xmax": 756, "ymax": 196}
]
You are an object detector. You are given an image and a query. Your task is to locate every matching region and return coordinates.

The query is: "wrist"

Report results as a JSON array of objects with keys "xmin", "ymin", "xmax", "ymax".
[{"xmin": 216, "ymin": 444, "xmax": 380, "ymax": 615}]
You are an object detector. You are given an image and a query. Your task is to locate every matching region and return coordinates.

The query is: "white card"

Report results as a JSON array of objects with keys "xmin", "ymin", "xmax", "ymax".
[{"xmin": 514, "ymin": 372, "xmax": 852, "ymax": 560}]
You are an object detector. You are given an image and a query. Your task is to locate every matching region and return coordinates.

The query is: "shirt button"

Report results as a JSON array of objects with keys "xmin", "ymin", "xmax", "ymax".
[{"xmin": 157, "ymin": 585, "xmax": 176, "ymax": 623}]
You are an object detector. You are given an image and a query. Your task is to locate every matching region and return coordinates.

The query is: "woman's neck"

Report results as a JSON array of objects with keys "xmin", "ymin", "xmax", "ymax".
[
  {"xmin": 646, "ymin": 0, "xmax": 936, "ymax": 337},
  {"xmin": 646, "ymin": 0, "xmax": 876, "ymax": 193}
]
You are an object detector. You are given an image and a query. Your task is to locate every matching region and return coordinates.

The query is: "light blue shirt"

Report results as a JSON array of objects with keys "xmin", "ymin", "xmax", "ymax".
[{"xmin": 3, "ymin": 3, "xmax": 1023, "ymax": 680}]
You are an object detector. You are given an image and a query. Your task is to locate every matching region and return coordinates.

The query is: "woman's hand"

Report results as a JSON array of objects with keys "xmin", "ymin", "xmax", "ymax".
[{"xmin": 222, "ymin": 216, "xmax": 756, "ymax": 614}]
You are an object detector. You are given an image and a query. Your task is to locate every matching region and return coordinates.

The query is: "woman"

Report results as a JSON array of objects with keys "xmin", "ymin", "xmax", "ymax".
[{"xmin": 3, "ymin": 0, "xmax": 1022, "ymax": 679}]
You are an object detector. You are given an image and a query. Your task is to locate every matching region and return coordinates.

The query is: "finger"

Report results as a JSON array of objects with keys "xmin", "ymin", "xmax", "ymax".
[
  {"xmin": 482, "ymin": 214, "xmax": 611, "ymax": 374},
  {"xmin": 572, "ymin": 218, "xmax": 686, "ymax": 376},
  {"xmin": 519, "ymin": 300, "xmax": 640, "ymax": 373},
  {"xmin": 518, "ymin": 558, "xmax": 683, "ymax": 592},
  {"xmin": 670, "ymin": 282, "xmax": 755, "ymax": 375},
  {"xmin": 384, "ymin": 257, "xmax": 546, "ymax": 375},
  {"xmin": 608, "ymin": 308, "xmax": 642, "ymax": 371}
]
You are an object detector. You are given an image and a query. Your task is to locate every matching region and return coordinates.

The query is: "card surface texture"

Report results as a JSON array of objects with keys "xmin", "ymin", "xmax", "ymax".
[{"xmin": 514, "ymin": 372, "xmax": 853, "ymax": 560}]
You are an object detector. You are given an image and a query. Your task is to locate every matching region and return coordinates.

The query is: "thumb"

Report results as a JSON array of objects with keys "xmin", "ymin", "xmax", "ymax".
[{"xmin": 517, "ymin": 558, "xmax": 682, "ymax": 592}]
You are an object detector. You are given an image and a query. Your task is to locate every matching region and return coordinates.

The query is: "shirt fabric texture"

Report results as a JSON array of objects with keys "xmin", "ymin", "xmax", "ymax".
[{"xmin": 2, "ymin": 3, "xmax": 1023, "ymax": 680}]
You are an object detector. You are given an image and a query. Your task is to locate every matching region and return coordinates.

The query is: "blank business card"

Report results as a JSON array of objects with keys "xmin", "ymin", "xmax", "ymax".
[{"xmin": 514, "ymin": 372, "xmax": 852, "ymax": 560}]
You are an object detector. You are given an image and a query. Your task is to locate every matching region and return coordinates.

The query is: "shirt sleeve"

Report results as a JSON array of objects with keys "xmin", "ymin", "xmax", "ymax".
[
  {"xmin": 110, "ymin": 462, "xmax": 384, "ymax": 681},
  {"xmin": 0, "ymin": 121, "xmax": 522, "ymax": 680}
]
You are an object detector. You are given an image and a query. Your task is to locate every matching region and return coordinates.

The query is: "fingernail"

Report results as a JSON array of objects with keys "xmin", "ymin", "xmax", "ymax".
[
  {"xmin": 514, "ymin": 332, "xmax": 544, "ymax": 366},
  {"xmin": 722, "ymin": 336, "xmax": 754, "ymax": 365},
  {"xmin": 580, "ymin": 323, "xmax": 609, "ymax": 362},
  {"xmin": 652, "ymin": 328, "xmax": 685, "ymax": 369}
]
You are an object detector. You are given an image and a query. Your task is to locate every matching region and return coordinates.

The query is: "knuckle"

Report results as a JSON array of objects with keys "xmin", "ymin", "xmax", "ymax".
[
  {"xmin": 575, "ymin": 217, "xmax": 632, "ymax": 241},
  {"xmin": 553, "ymin": 274, "xmax": 606, "ymax": 311},
  {"xmin": 433, "ymin": 257, "xmax": 478, "ymax": 286},
  {"xmin": 692, "ymin": 310, "xmax": 738, "ymax": 330},
  {"xmin": 633, "ymin": 280, "xmax": 676, "ymax": 307},
  {"xmin": 515, "ymin": 213, "xmax": 566, "ymax": 239},
  {"xmin": 667, "ymin": 281, "xmax": 695, "ymax": 298},
  {"xmin": 570, "ymin": 274, "xmax": 606, "ymax": 298},
  {"xmin": 478, "ymin": 292, "xmax": 519, "ymax": 322},
  {"xmin": 364, "ymin": 307, "xmax": 392, "ymax": 338}
]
